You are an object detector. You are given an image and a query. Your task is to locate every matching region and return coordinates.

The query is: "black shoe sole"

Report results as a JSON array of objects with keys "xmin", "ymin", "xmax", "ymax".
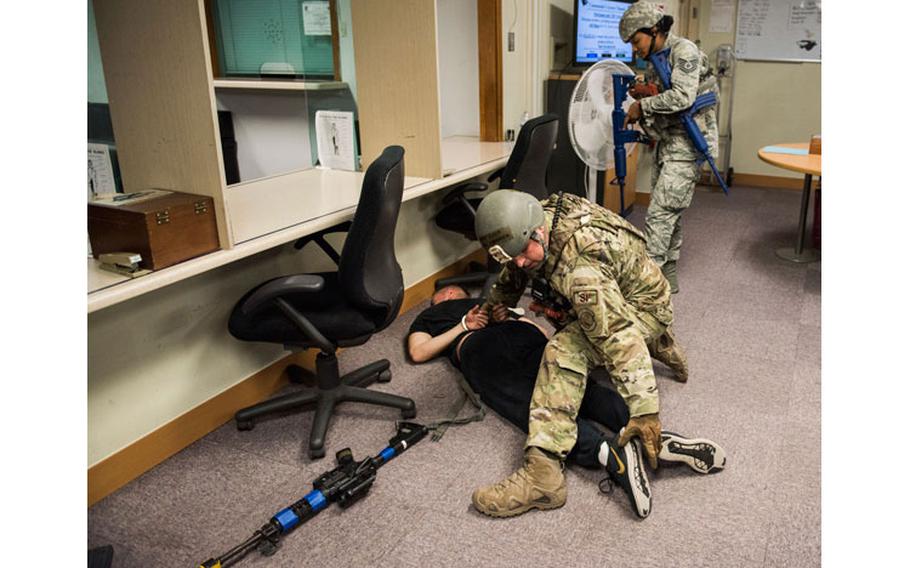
[{"xmin": 659, "ymin": 431, "xmax": 726, "ymax": 474}]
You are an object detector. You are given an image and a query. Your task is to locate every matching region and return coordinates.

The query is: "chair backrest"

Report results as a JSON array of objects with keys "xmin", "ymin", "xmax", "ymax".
[
  {"xmin": 499, "ymin": 113, "xmax": 559, "ymax": 200},
  {"xmin": 338, "ymin": 146, "xmax": 405, "ymax": 328}
]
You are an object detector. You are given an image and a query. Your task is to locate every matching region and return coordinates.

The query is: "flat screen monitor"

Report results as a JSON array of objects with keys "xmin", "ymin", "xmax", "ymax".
[{"xmin": 573, "ymin": 0, "xmax": 634, "ymax": 66}]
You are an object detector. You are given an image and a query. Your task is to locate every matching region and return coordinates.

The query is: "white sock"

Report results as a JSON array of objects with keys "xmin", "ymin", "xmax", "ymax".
[{"xmin": 597, "ymin": 441, "xmax": 611, "ymax": 467}]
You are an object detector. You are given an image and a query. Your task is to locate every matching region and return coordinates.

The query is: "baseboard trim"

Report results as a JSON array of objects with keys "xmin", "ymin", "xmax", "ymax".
[
  {"xmin": 88, "ymin": 248, "xmax": 487, "ymax": 506},
  {"xmin": 730, "ymin": 173, "xmax": 820, "ymax": 191},
  {"xmin": 633, "ymin": 173, "xmax": 819, "ymax": 209}
]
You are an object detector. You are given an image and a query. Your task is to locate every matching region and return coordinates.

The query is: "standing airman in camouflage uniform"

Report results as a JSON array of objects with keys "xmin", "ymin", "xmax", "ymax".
[
  {"xmin": 620, "ymin": 2, "xmax": 719, "ymax": 293},
  {"xmin": 470, "ymin": 190, "xmax": 688, "ymax": 518}
]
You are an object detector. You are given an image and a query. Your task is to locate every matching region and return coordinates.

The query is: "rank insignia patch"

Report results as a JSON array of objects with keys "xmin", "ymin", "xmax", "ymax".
[{"xmin": 680, "ymin": 58, "xmax": 697, "ymax": 73}]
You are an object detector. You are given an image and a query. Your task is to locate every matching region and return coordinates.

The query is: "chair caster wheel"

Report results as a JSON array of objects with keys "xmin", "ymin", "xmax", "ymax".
[
  {"xmin": 377, "ymin": 369, "xmax": 392, "ymax": 383},
  {"xmin": 236, "ymin": 419, "xmax": 254, "ymax": 431},
  {"xmin": 309, "ymin": 447, "xmax": 326, "ymax": 459},
  {"xmin": 400, "ymin": 406, "xmax": 416, "ymax": 420}
]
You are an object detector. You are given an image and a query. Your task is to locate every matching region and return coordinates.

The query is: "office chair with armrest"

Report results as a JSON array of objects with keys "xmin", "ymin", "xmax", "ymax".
[
  {"xmin": 434, "ymin": 114, "xmax": 559, "ymax": 292},
  {"xmin": 228, "ymin": 146, "xmax": 415, "ymax": 459}
]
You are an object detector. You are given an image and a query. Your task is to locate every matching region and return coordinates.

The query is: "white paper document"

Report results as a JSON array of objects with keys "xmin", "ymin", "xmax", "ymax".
[
  {"xmin": 710, "ymin": 0, "xmax": 735, "ymax": 33},
  {"xmin": 302, "ymin": 1, "xmax": 332, "ymax": 36},
  {"xmin": 88, "ymin": 143, "xmax": 117, "ymax": 198},
  {"xmin": 315, "ymin": 110, "xmax": 356, "ymax": 171}
]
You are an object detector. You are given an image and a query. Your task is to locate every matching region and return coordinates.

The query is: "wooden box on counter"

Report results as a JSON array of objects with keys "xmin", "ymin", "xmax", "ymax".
[{"xmin": 88, "ymin": 190, "xmax": 220, "ymax": 270}]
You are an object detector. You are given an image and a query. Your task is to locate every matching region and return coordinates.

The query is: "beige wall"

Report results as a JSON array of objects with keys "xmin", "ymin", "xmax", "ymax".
[
  {"xmin": 502, "ymin": 0, "xmax": 537, "ymax": 137},
  {"xmin": 88, "ymin": 190, "xmax": 479, "ymax": 466}
]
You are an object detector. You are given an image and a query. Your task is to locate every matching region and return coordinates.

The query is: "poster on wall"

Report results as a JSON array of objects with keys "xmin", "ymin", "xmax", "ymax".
[{"xmin": 710, "ymin": 0, "xmax": 735, "ymax": 33}]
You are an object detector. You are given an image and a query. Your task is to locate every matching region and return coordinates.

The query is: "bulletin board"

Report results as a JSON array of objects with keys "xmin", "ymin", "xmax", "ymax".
[{"xmin": 734, "ymin": 0, "xmax": 821, "ymax": 63}]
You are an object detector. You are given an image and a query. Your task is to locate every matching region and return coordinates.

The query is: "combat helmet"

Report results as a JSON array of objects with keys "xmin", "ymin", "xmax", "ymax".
[
  {"xmin": 475, "ymin": 190, "xmax": 545, "ymax": 262},
  {"xmin": 619, "ymin": 1, "xmax": 665, "ymax": 43}
]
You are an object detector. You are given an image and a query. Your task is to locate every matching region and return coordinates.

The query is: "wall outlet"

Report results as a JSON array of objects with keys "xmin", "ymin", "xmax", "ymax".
[{"xmin": 508, "ymin": 32, "xmax": 515, "ymax": 52}]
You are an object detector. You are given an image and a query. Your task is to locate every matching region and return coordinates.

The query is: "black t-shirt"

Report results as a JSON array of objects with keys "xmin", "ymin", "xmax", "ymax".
[{"xmin": 408, "ymin": 298, "xmax": 483, "ymax": 364}]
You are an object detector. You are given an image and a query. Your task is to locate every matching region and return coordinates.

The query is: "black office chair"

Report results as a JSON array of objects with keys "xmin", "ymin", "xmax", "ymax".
[
  {"xmin": 228, "ymin": 146, "xmax": 415, "ymax": 459},
  {"xmin": 434, "ymin": 113, "xmax": 559, "ymax": 292}
]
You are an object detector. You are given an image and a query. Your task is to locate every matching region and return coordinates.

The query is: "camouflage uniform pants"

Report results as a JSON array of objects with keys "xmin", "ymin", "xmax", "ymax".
[
  {"xmin": 525, "ymin": 309, "xmax": 668, "ymax": 459},
  {"xmin": 644, "ymin": 158, "xmax": 701, "ymax": 267}
]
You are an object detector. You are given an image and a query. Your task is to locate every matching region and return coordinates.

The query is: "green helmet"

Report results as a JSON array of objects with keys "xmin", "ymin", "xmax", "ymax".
[
  {"xmin": 475, "ymin": 190, "xmax": 545, "ymax": 260},
  {"xmin": 619, "ymin": 1, "xmax": 664, "ymax": 43}
]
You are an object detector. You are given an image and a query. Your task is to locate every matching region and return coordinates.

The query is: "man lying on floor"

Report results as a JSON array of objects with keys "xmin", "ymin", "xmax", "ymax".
[{"xmin": 406, "ymin": 285, "xmax": 726, "ymax": 519}]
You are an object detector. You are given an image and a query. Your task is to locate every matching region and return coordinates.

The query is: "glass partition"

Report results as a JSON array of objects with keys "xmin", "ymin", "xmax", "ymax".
[
  {"xmin": 210, "ymin": 0, "xmax": 361, "ymax": 183},
  {"xmin": 212, "ymin": 0, "xmax": 336, "ymax": 79},
  {"xmin": 88, "ymin": 1, "xmax": 122, "ymax": 198}
]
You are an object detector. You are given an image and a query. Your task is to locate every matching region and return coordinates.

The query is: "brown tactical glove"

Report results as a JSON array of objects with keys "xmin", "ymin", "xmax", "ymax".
[{"xmin": 618, "ymin": 413, "xmax": 662, "ymax": 469}]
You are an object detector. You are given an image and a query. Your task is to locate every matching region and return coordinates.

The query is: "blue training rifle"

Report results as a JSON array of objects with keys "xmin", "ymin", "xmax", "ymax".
[
  {"xmin": 199, "ymin": 422, "xmax": 429, "ymax": 568},
  {"xmin": 611, "ymin": 72, "xmax": 649, "ymax": 217},
  {"xmin": 610, "ymin": 47, "xmax": 729, "ymax": 215}
]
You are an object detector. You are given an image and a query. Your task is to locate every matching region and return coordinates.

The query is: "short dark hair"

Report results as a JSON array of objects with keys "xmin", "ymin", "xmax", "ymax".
[
  {"xmin": 655, "ymin": 14, "xmax": 674, "ymax": 34},
  {"xmin": 637, "ymin": 15, "xmax": 673, "ymax": 38}
]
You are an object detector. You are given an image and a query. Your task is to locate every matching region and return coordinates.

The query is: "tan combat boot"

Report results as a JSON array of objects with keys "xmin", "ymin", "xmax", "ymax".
[
  {"xmin": 651, "ymin": 327, "xmax": 689, "ymax": 382},
  {"xmin": 471, "ymin": 447, "xmax": 567, "ymax": 518}
]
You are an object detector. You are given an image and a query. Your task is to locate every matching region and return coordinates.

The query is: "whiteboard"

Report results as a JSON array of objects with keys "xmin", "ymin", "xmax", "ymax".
[{"xmin": 734, "ymin": 0, "xmax": 821, "ymax": 63}]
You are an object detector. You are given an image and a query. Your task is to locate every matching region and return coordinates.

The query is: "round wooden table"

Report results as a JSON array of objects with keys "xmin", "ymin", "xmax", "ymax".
[{"xmin": 758, "ymin": 142, "xmax": 822, "ymax": 263}]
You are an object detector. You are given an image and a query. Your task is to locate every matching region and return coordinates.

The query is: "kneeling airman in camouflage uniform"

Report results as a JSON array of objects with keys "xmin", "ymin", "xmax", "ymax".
[
  {"xmin": 620, "ymin": 2, "xmax": 720, "ymax": 293},
  {"xmin": 470, "ymin": 190, "xmax": 688, "ymax": 518}
]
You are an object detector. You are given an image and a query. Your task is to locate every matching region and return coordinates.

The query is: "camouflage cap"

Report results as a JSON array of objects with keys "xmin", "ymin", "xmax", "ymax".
[
  {"xmin": 619, "ymin": 1, "xmax": 664, "ymax": 43},
  {"xmin": 474, "ymin": 190, "xmax": 545, "ymax": 259}
]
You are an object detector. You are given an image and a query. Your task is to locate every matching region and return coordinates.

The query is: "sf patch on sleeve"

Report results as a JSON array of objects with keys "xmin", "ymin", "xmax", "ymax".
[
  {"xmin": 574, "ymin": 288, "xmax": 599, "ymax": 306},
  {"xmin": 573, "ymin": 287, "xmax": 603, "ymax": 335}
]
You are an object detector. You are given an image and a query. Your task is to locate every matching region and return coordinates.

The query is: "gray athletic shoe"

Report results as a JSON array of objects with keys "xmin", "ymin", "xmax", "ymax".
[{"xmin": 659, "ymin": 431, "xmax": 726, "ymax": 474}]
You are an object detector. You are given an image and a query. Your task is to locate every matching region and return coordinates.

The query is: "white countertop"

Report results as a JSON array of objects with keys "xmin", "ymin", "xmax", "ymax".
[{"xmin": 88, "ymin": 136, "xmax": 512, "ymax": 313}]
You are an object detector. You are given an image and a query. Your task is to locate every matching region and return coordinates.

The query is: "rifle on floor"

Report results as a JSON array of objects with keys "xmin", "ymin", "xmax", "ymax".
[{"xmin": 199, "ymin": 422, "xmax": 428, "ymax": 568}]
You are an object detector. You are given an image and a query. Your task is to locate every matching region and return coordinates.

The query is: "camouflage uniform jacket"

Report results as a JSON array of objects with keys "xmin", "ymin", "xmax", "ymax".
[
  {"xmin": 640, "ymin": 33, "xmax": 719, "ymax": 162},
  {"xmin": 487, "ymin": 193, "xmax": 673, "ymax": 416}
]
